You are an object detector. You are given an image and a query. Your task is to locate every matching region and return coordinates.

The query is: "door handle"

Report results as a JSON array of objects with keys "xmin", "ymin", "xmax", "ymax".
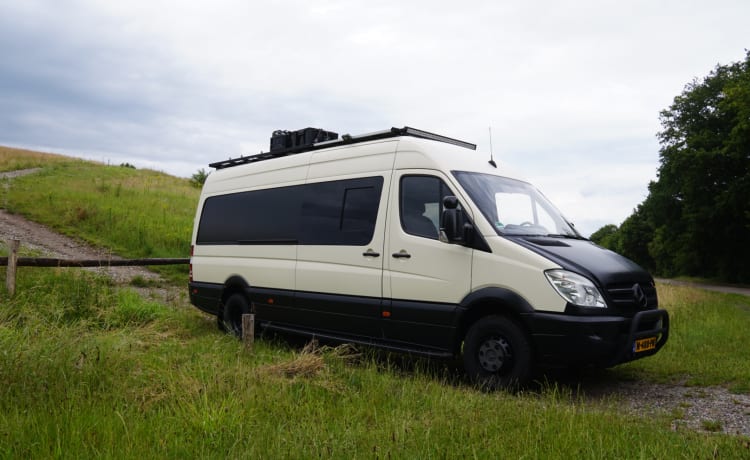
[
  {"xmin": 392, "ymin": 250, "xmax": 411, "ymax": 259},
  {"xmin": 363, "ymin": 250, "xmax": 380, "ymax": 257}
]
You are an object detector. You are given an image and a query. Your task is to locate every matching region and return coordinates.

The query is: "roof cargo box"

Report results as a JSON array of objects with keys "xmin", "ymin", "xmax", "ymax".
[{"xmin": 270, "ymin": 128, "xmax": 338, "ymax": 153}]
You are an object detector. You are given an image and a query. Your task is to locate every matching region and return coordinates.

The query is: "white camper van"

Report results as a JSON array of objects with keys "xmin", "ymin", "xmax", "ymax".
[{"xmin": 189, "ymin": 127, "xmax": 668, "ymax": 388}]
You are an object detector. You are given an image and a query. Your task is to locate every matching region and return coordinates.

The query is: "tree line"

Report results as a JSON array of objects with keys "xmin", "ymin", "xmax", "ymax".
[{"xmin": 591, "ymin": 51, "xmax": 750, "ymax": 283}]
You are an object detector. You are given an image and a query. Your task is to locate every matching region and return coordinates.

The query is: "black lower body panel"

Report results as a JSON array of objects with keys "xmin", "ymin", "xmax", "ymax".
[
  {"xmin": 189, "ymin": 281, "xmax": 223, "ymax": 315},
  {"xmin": 261, "ymin": 322, "xmax": 454, "ymax": 359}
]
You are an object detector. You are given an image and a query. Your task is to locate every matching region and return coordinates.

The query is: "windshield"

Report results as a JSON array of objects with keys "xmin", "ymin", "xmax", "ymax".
[{"xmin": 453, "ymin": 171, "xmax": 581, "ymax": 238}]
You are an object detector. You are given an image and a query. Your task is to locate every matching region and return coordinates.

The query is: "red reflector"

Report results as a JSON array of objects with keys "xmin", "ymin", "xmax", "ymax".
[
  {"xmin": 382, "ymin": 311, "xmax": 391, "ymax": 318},
  {"xmin": 268, "ymin": 298, "xmax": 274, "ymax": 305}
]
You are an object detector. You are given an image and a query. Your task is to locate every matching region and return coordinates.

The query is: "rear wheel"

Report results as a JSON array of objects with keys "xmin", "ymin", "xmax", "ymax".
[
  {"xmin": 221, "ymin": 293, "xmax": 251, "ymax": 338},
  {"xmin": 463, "ymin": 315, "xmax": 533, "ymax": 390}
]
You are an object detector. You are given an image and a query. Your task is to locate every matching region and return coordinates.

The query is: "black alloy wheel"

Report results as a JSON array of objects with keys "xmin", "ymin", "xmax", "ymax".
[{"xmin": 463, "ymin": 315, "xmax": 533, "ymax": 390}]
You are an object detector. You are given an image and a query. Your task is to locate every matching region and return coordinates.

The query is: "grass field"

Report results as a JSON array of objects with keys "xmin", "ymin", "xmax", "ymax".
[
  {"xmin": 1, "ymin": 147, "xmax": 749, "ymax": 457},
  {"xmin": 1, "ymin": 266, "xmax": 748, "ymax": 458},
  {"xmin": 619, "ymin": 284, "xmax": 750, "ymax": 393}
]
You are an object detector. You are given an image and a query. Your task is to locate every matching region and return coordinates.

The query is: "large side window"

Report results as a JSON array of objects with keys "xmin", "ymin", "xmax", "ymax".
[
  {"xmin": 196, "ymin": 186, "xmax": 301, "ymax": 244},
  {"xmin": 400, "ymin": 176, "xmax": 457, "ymax": 239},
  {"xmin": 302, "ymin": 177, "xmax": 383, "ymax": 245},
  {"xmin": 197, "ymin": 177, "xmax": 383, "ymax": 246}
]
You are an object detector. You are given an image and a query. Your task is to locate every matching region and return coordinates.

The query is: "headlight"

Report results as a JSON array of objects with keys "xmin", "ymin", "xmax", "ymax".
[{"xmin": 544, "ymin": 269, "xmax": 606, "ymax": 308}]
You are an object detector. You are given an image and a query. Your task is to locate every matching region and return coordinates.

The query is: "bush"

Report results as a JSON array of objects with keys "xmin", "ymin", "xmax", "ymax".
[{"xmin": 190, "ymin": 168, "xmax": 208, "ymax": 188}]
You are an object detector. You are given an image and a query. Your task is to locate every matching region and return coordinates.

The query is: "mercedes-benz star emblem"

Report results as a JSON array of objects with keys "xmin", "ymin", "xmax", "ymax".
[{"xmin": 632, "ymin": 283, "xmax": 648, "ymax": 308}]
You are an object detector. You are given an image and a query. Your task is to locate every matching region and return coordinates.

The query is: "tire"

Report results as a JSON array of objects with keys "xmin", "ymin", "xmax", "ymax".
[
  {"xmin": 221, "ymin": 293, "xmax": 251, "ymax": 338},
  {"xmin": 216, "ymin": 312, "xmax": 228, "ymax": 333},
  {"xmin": 462, "ymin": 315, "xmax": 533, "ymax": 391}
]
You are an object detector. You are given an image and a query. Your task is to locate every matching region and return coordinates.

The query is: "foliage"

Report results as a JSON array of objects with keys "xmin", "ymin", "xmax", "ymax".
[
  {"xmin": 0, "ymin": 268, "xmax": 748, "ymax": 458},
  {"xmin": 190, "ymin": 167, "xmax": 208, "ymax": 188},
  {"xmin": 589, "ymin": 224, "xmax": 619, "ymax": 250},
  {"xmin": 619, "ymin": 205, "xmax": 656, "ymax": 272},
  {"xmin": 591, "ymin": 51, "xmax": 750, "ymax": 282}
]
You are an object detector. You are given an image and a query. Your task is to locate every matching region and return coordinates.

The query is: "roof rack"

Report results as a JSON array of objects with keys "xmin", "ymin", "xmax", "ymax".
[{"xmin": 208, "ymin": 126, "xmax": 476, "ymax": 170}]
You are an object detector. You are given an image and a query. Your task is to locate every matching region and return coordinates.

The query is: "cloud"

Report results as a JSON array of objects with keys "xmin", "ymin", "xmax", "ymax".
[{"xmin": 0, "ymin": 0, "xmax": 748, "ymax": 233}]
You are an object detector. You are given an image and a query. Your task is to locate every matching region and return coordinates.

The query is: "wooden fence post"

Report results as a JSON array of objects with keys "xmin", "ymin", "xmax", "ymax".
[
  {"xmin": 242, "ymin": 313, "xmax": 255, "ymax": 350},
  {"xmin": 6, "ymin": 239, "xmax": 20, "ymax": 297}
]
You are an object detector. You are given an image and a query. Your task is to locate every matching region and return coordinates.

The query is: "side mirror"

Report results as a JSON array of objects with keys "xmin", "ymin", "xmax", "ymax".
[
  {"xmin": 440, "ymin": 196, "xmax": 466, "ymax": 244},
  {"xmin": 443, "ymin": 196, "xmax": 459, "ymax": 210}
]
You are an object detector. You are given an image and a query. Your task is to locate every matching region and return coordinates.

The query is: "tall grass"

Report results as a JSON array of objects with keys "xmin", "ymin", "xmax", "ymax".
[
  {"xmin": 0, "ymin": 146, "xmax": 72, "ymax": 172},
  {"xmin": 4, "ymin": 161, "xmax": 197, "ymax": 259},
  {"xmin": 1, "ymin": 268, "xmax": 748, "ymax": 458}
]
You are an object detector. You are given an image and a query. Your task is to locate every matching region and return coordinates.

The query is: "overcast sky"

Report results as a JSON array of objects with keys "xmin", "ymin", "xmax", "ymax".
[{"xmin": 1, "ymin": 0, "xmax": 747, "ymax": 236}]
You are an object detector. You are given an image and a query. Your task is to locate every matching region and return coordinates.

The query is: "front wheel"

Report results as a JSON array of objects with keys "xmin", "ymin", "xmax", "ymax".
[
  {"xmin": 462, "ymin": 315, "xmax": 533, "ymax": 390},
  {"xmin": 221, "ymin": 293, "xmax": 251, "ymax": 338}
]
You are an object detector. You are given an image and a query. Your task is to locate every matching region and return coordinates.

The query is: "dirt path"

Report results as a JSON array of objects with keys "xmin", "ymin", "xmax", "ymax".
[
  {"xmin": 1, "ymin": 168, "xmax": 748, "ymax": 437},
  {"xmin": 1, "ymin": 168, "xmax": 180, "ymax": 302},
  {"xmin": 0, "ymin": 208, "xmax": 163, "ymax": 284}
]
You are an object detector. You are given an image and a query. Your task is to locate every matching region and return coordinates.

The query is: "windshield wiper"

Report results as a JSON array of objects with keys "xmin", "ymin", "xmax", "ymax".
[{"xmin": 546, "ymin": 233, "xmax": 587, "ymax": 240}]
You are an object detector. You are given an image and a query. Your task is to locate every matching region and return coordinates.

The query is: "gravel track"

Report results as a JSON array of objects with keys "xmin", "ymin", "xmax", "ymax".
[
  {"xmin": 563, "ymin": 373, "xmax": 750, "ymax": 437},
  {"xmin": 0, "ymin": 208, "xmax": 161, "ymax": 284}
]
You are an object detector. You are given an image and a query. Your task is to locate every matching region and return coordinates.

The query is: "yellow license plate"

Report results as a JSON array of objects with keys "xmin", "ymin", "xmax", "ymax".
[{"xmin": 634, "ymin": 337, "xmax": 657, "ymax": 353}]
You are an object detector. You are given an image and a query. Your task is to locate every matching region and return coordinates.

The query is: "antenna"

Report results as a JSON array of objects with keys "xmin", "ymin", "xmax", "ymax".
[{"xmin": 488, "ymin": 126, "xmax": 497, "ymax": 168}]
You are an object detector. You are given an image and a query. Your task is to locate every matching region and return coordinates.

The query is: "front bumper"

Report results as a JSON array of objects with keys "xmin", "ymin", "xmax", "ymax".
[{"xmin": 522, "ymin": 309, "xmax": 669, "ymax": 368}]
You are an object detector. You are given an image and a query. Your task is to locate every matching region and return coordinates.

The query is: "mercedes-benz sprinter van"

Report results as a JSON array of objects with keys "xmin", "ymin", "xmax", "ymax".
[{"xmin": 189, "ymin": 126, "xmax": 668, "ymax": 388}]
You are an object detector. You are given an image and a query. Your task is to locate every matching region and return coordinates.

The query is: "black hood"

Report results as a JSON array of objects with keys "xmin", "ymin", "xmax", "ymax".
[{"xmin": 506, "ymin": 236, "xmax": 657, "ymax": 310}]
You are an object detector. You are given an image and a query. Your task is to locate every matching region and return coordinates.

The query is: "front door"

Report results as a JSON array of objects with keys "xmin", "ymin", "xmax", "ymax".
[{"xmin": 383, "ymin": 171, "xmax": 473, "ymax": 351}]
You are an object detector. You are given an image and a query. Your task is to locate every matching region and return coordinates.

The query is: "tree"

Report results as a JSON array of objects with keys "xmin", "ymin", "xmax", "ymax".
[
  {"xmin": 589, "ymin": 224, "xmax": 619, "ymax": 251},
  {"xmin": 595, "ymin": 51, "xmax": 750, "ymax": 282},
  {"xmin": 649, "ymin": 51, "xmax": 750, "ymax": 281},
  {"xmin": 617, "ymin": 205, "xmax": 656, "ymax": 272}
]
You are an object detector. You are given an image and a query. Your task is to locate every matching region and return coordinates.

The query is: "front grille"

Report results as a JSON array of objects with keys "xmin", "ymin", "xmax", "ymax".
[{"xmin": 606, "ymin": 282, "xmax": 658, "ymax": 309}]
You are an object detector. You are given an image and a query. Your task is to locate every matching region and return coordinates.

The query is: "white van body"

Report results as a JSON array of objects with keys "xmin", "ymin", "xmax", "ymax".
[{"xmin": 189, "ymin": 127, "xmax": 668, "ymax": 388}]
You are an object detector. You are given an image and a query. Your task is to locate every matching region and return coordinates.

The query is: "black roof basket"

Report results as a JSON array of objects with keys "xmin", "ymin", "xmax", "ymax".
[{"xmin": 209, "ymin": 126, "xmax": 476, "ymax": 170}]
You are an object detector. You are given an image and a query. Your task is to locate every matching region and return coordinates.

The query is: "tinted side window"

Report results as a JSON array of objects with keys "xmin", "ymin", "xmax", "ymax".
[
  {"xmin": 342, "ymin": 187, "xmax": 380, "ymax": 231},
  {"xmin": 197, "ymin": 186, "xmax": 301, "ymax": 244},
  {"xmin": 197, "ymin": 176, "xmax": 383, "ymax": 246},
  {"xmin": 302, "ymin": 177, "xmax": 383, "ymax": 245}
]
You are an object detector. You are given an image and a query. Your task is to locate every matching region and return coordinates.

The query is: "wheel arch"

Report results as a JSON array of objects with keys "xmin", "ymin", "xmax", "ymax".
[
  {"xmin": 455, "ymin": 287, "xmax": 535, "ymax": 353},
  {"xmin": 220, "ymin": 275, "xmax": 252, "ymax": 307}
]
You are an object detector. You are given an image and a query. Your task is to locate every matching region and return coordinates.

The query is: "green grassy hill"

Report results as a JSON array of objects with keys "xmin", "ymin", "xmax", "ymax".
[
  {"xmin": 1, "ymin": 146, "xmax": 198, "ymax": 258},
  {"xmin": 1, "ymin": 146, "xmax": 198, "ymax": 281},
  {"xmin": 1, "ymin": 146, "xmax": 749, "ymax": 458},
  {"xmin": 0, "ymin": 145, "xmax": 72, "ymax": 171}
]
